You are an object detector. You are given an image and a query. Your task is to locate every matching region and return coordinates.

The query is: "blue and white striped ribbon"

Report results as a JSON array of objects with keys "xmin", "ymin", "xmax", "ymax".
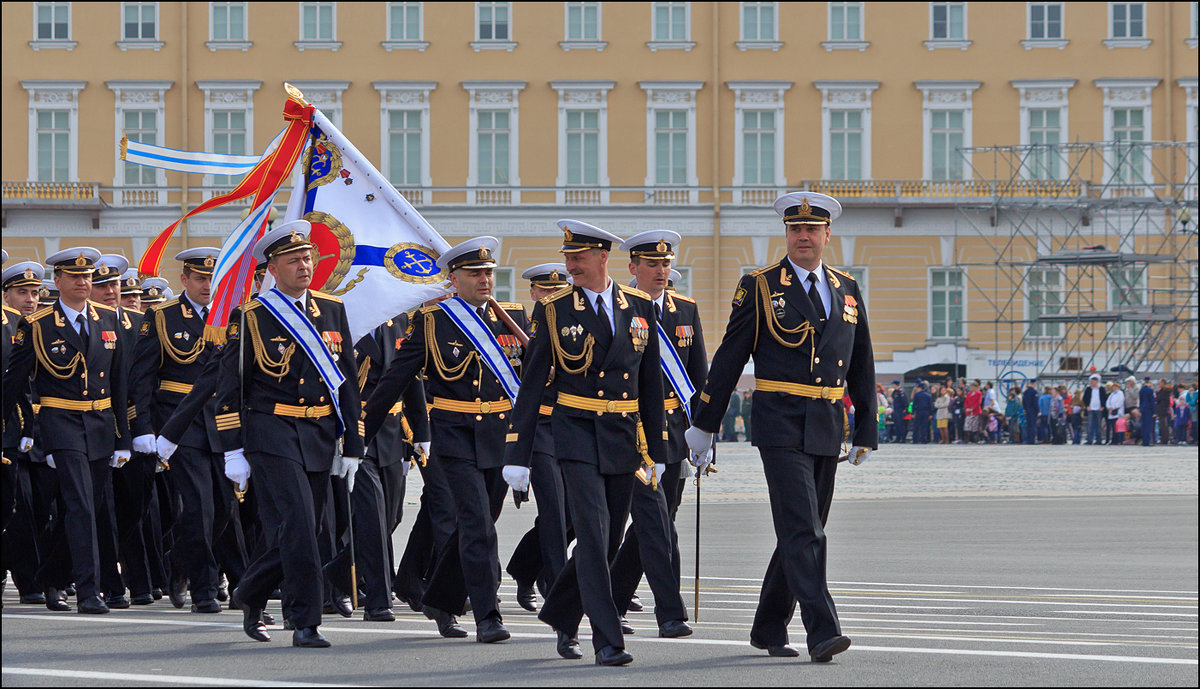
[
  {"xmin": 438, "ymin": 297, "xmax": 521, "ymax": 403},
  {"xmin": 656, "ymin": 321, "xmax": 696, "ymax": 425},
  {"xmin": 122, "ymin": 128, "xmax": 285, "ymax": 175}
]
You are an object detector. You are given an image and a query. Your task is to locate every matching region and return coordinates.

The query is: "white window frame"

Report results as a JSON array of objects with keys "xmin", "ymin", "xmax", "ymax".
[
  {"xmin": 1180, "ymin": 78, "xmax": 1198, "ymax": 144},
  {"xmin": 671, "ymin": 266, "xmax": 692, "ymax": 296},
  {"xmin": 640, "ymin": 81, "xmax": 702, "ymax": 204},
  {"xmin": 815, "ymin": 80, "xmax": 879, "ymax": 181},
  {"xmin": 925, "ymin": 1, "xmax": 971, "ymax": 50},
  {"xmin": 647, "ymin": 1, "xmax": 694, "ymax": 51},
  {"xmin": 30, "ymin": 1, "xmax": 76, "ymax": 51},
  {"xmin": 1105, "ymin": 1, "xmax": 1150, "ymax": 49},
  {"xmin": 822, "ymin": 1, "xmax": 868, "ymax": 51},
  {"xmin": 492, "ymin": 266, "xmax": 516, "ymax": 303},
  {"xmin": 375, "ymin": 81, "xmax": 436, "ymax": 204},
  {"xmin": 551, "ymin": 81, "xmax": 614, "ymax": 204},
  {"xmin": 1011, "ymin": 79, "xmax": 1074, "ymax": 180},
  {"xmin": 472, "ymin": 1, "xmax": 516, "ymax": 51},
  {"xmin": 737, "ymin": 1, "xmax": 782, "ymax": 51},
  {"xmin": 929, "ymin": 266, "xmax": 967, "ymax": 341},
  {"xmin": 728, "ymin": 81, "xmax": 791, "ymax": 203},
  {"xmin": 561, "ymin": 1, "xmax": 607, "ymax": 51},
  {"xmin": 463, "ymin": 81, "xmax": 526, "ymax": 204},
  {"xmin": 295, "ymin": 1, "xmax": 341, "ymax": 51},
  {"xmin": 284, "ymin": 80, "xmax": 347, "ymax": 129},
  {"xmin": 196, "ymin": 80, "xmax": 261, "ymax": 198},
  {"xmin": 916, "ymin": 80, "xmax": 980, "ymax": 181},
  {"xmin": 1023, "ymin": 1, "xmax": 1068, "ymax": 49},
  {"xmin": 118, "ymin": 1, "xmax": 164, "ymax": 51},
  {"xmin": 842, "ymin": 266, "xmax": 868, "ymax": 298},
  {"xmin": 207, "ymin": 1, "xmax": 251, "ymax": 51},
  {"xmin": 1095, "ymin": 78, "xmax": 1159, "ymax": 193},
  {"xmin": 22, "ymin": 80, "xmax": 86, "ymax": 183},
  {"xmin": 383, "ymin": 2, "xmax": 428, "ymax": 51},
  {"xmin": 1188, "ymin": 2, "xmax": 1198, "ymax": 49},
  {"xmin": 107, "ymin": 80, "xmax": 171, "ymax": 205},
  {"xmin": 1025, "ymin": 266, "xmax": 1064, "ymax": 340}
]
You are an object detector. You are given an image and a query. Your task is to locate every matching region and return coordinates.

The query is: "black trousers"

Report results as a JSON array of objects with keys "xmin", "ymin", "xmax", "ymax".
[
  {"xmin": 112, "ymin": 452, "xmax": 154, "ymax": 596},
  {"xmin": 378, "ymin": 460, "xmax": 407, "ymax": 572},
  {"xmin": 750, "ymin": 448, "xmax": 841, "ymax": 652},
  {"xmin": 3, "ymin": 456, "xmax": 53, "ymax": 595},
  {"xmin": 610, "ymin": 461, "xmax": 688, "ymax": 623},
  {"xmin": 170, "ymin": 446, "xmax": 246, "ymax": 602},
  {"xmin": 505, "ymin": 450, "xmax": 570, "ymax": 597},
  {"xmin": 394, "ymin": 456, "xmax": 454, "ymax": 603},
  {"xmin": 538, "ymin": 460, "xmax": 635, "ymax": 653},
  {"xmin": 350, "ymin": 458, "xmax": 392, "ymax": 610},
  {"xmin": 421, "ymin": 456, "xmax": 506, "ymax": 624},
  {"xmin": 47, "ymin": 452, "xmax": 113, "ymax": 600},
  {"xmin": 239, "ymin": 451, "xmax": 328, "ymax": 629}
]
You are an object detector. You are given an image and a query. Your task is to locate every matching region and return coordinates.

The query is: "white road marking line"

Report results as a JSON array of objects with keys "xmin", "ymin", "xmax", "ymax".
[
  {"xmin": 687, "ymin": 577, "xmax": 1199, "ymax": 596},
  {"xmin": 1, "ymin": 667, "xmax": 360, "ymax": 687},
  {"xmin": 1051, "ymin": 610, "xmax": 1198, "ymax": 617}
]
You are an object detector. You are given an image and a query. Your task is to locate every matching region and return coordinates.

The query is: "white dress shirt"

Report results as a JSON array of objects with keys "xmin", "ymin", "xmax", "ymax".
[
  {"xmin": 580, "ymin": 278, "xmax": 616, "ymax": 334},
  {"xmin": 787, "ymin": 258, "xmax": 832, "ymax": 319},
  {"xmin": 57, "ymin": 299, "xmax": 89, "ymax": 337}
]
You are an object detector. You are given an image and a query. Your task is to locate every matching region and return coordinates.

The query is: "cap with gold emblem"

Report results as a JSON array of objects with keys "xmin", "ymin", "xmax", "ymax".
[
  {"xmin": 175, "ymin": 247, "xmax": 219, "ymax": 276},
  {"xmin": 140, "ymin": 276, "xmax": 170, "ymax": 305},
  {"xmin": 2, "ymin": 261, "xmax": 45, "ymax": 290},
  {"xmin": 436, "ymin": 236, "xmax": 501, "ymax": 273},
  {"xmin": 619, "ymin": 230, "xmax": 680, "ymax": 260},
  {"xmin": 93, "ymin": 254, "xmax": 131, "ymax": 285},
  {"xmin": 556, "ymin": 219, "xmax": 623, "ymax": 254},
  {"xmin": 120, "ymin": 268, "xmax": 143, "ymax": 295},
  {"xmin": 521, "ymin": 263, "xmax": 569, "ymax": 288},
  {"xmin": 668, "ymin": 268, "xmax": 682, "ymax": 289},
  {"xmin": 252, "ymin": 219, "xmax": 314, "ymax": 263},
  {"xmin": 46, "ymin": 247, "xmax": 101, "ymax": 275},
  {"xmin": 39, "ymin": 278, "xmax": 59, "ymax": 302},
  {"xmin": 772, "ymin": 192, "xmax": 842, "ymax": 226}
]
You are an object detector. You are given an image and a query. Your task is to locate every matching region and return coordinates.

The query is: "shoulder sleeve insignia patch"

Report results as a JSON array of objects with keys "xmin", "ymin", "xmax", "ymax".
[
  {"xmin": 139, "ymin": 319, "xmax": 151, "ymax": 335},
  {"xmin": 14, "ymin": 328, "xmax": 26, "ymax": 346},
  {"xmin": 529, "ymin": 319, "xmax": 538, "ymax": 337},
  {"xmin": 227, "ymin": 322, "xmax": 239, "ymax": 340},
  {"xmin": 732, "ymin": 286, "xmax": 748, "ymax": 307}
]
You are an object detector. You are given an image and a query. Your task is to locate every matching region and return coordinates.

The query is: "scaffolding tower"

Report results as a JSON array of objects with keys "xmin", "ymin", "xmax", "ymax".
[{"xmin": 952, "ymin": 140, "xmax": 1198, "ymax": 384}]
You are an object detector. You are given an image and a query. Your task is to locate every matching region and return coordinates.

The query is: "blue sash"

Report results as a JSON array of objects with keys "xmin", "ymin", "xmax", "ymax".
[
  {"xmin": 656, "ymin": 321, "xmax": 696, "ymax": 424},
  {"xmin": 438, "ymin": 297, "xmax": 521, "ymax": 402},
  {"xmin": 257, "ymin": 289, "xmax": 346, "ymax": 435}
]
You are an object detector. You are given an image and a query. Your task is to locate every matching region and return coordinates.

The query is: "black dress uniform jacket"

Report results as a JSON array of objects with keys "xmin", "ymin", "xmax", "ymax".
[
  {"xmin": 2, "ymin": 305, "xmax": 35, "ymax": 445},
  {"xmin": 692, "ymin": 259, "xmax": 877, "ymax": 455},
  {"xmin": 2, "ymin": 300, "xmax": 131, "ymax": 459},
  {"xmin": 658, "ymin": 291, "xmax": 708, "ymax": 463},
  {"xmin": 355, "ymin": 313, "xmax": 429, "ymax": 464}
]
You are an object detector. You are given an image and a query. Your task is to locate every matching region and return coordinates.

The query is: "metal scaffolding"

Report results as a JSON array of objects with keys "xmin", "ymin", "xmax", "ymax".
[{"xmin": 952, "ymin": 140, "xmax": 1199, "ymax": 384}]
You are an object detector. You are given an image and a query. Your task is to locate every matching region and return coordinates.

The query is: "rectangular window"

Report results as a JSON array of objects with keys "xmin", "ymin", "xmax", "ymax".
[
  {"xmin": 931, "ymin": 2, "xmax": 965, "ymax": 39},
  {"xmin": 829, "ymin": 1, "xmax": 862, "ymax": 40},
  {"xmin": 388, "ymin": 110, "xmax": 422, "ymax": 186},
  {"xmin": 654, "ymin": 110, "xmax": 688, "ymax": 185},
  {"xmin": 844, "ymin": 267, "xmax": 867, "ymax": 298},
  {"xmin": 829, "ymin": 110, "xmax": 864, "ymax": 180},
  {"xmin": 123, "ymin": 110, "xmax": 158, "ymax": 186},
  {"xmin": 1028, "ymin": 108, "xmax": 1061, "ymax": 180},
  {"xmin": 930, "ymin": 109, "xmax": 965, "ymax": 181},
  {"xmin": 212, "ymin": 110, "xmax": 247, "ymax": 187},
  {"xmin": 742, "ymin": 110, "xmax": 776, "ymax": 185},
  {"xmin": 1029, "ymin": 2, "xmax": 1062, "ymax": 39},
  {"xmin": 741, "ymin": 2, "xmax": 776, "ymax": 41},
  {"xmin": 211, "ymin": 1, "xmax": 246, "ymax": 41},
  {"xmin": 1027, "ymin": 269, "xmax": 1063, "ymax": 338},
  {"xmin": 123, "ymin": 2, "xmax": 157, "ymax": 40},
  {"xmin": 930, "ymin": 269, "xmax": 965, "ymax": 339},
  {"xmin": 477, "ymin": 110, "xmax": 510, "ymax": 185},
  {"xmin": 566, "ymin": 1, "xmax": 599, "ymax": 41},
  {"xmin": 1112, "ymin": 107, "xmax": 1146, "ymax": 184},
  {"xmin": 36, "ymin": 110, "xmax": 70, "ymax": 182},
  {"xmin": 565, "ymin": 110, "xmax": 599, "ymax": 186},
  {"xmin": 478, "ymin": 1, "xmax": 510, "ymax": 40},
  {"xmin": 672, "ymin": 266, "xmax": 692, "ymax": 296},
  {"xmin": 301, "ymin": 2, "xmax": 335, "ymax": 40},
  {"xmin": 652, "ymin": 2, "xmax": 688, "ymax": 41},
  {"xmin": 36, "ymin": 2, "xmax": 70, "ymax": 40},
  {"xmin": 388, "ymin": 2, "xmax": 421, "ymax": 40},
  {"xmin": 1111, "ymin": 2, "xmax": 1144, "ymax": 38},
  {"xmin": 493, "ymin": 267, "xmax": 515, "ymax": 302},
  {"xmin": 1110, "ymin": 266, "xmax": 1146, "ymax": 338}
]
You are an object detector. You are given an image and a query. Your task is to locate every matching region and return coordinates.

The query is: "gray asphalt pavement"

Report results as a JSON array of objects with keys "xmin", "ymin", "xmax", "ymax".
[{"xmin": 3, "ymin": 443, "xmax": 1197, "ymax": 686}]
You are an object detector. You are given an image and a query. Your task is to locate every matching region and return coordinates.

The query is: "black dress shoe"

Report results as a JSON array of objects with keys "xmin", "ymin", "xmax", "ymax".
[
  {"xmin": 426, "ymin": 607, "xmax": 467, "ymax": 638},
  {"xmin": 151, "ymin": 588, "xmax": 164, "ymax": 600},
  {"xmin": 77, "ymin": 596, "xmax": 110, "ymax": 614},
  {"xmin": 45, "ymin": 589, "xmax": 71, "ymax": 612},
  {"xmin": 620, "ymin": 617, "xmax": 635, "ymax": 635},
  {"xmin": 556, "ymin": 631, "xmax": 583, "ymax": 659},
  {"xmin": 65, "ymin": 585, "xmax": 76, "ymax": 597},
  {"xmin": 659, "ymin": 620, "xmax": 693, "ymax": 638},
  {"xmin": 595, "ymin": 646, "xmax": 633, "ymax": 666},
  {"xmin": 168, "ymin": 577, "xmax": 187, "ymax": 609},
  {"xmin": 216, "ymin": 579, "xmax": 229, "ymax": 602},
  {"xmin": 191, "ymin": 598, "xmax": 222, "ymax": 613},
  {"xmin": 20, "ymin": 592, "xmax": 47, "ymax": 605},
  {"xmin": 809, "ymin": 635, "xmax": 851, "ymax": 663},
  {"xmin": 324, "ymin": 595, "xmax": 353, "ymax": 618},
  {"xmin": 750, "ymin": 638, "xmax": 800, "ymax": 657},
  {"xmin": 106, "ymin": 594, "xmax": 131, "ymax": 609},
  {"xmin": 131, "ymin": 593, "xmax": 154, "ymax": 606},
  {"xmin": 627, "ymin": 595, "xmax": 644, "ymax": 612},
  {"xmin": 476, "ymin": 617, "xmax": 510, "ymax": 643},
  {"xmin": 363, "ymin": 607, "xmax": 395, "ymax": 622},
  {"xmin": 292, "ymin": 626, "xmax": 331, "ymax": 648},
  {"xmin": 261, "ymin": 611, "xmax": 275, "ymax": 625},
  {"xmin": 232, "ymin": 588, "xmax": 270, "ymax": 642},
  {"xmin": 516, "ymin": 583, "xmax": 538, "ymax": 612}
]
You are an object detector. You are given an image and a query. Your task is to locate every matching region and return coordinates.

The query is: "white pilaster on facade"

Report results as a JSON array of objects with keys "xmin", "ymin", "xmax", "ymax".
[
  {"xmin": 550, "ymin": 80, "xmax": 615, "ymax": 205},
  {"xmin": 462, "ymin": 80, "xmax": 527, "ymax": 205},
  {"xmin": 813, "ymin": 80, "xmax": 880, "ymax": 182},
  {"xmin": 727, "ymin": 81, "xmax": 791, "ymax": 205}
]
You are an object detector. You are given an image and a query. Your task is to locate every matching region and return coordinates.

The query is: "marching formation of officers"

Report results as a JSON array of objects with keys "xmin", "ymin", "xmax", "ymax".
[{"xmin": 1, "ymin": 191, "xmax": 877, "ymax": 666}]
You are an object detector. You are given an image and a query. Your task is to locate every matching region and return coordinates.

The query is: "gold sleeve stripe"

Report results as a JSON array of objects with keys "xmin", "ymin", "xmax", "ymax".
[
  {"xmin": 215, "ymin": 413, "xmax": 241, "ymax": 431},
  {"xmin": 699, "ymin": 391, "xmax": 711, "ymax": 403}
]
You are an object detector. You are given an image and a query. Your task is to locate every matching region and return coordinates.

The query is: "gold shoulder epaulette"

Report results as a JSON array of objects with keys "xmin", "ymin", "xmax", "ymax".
[
  {"xmin": 671, "ymin": 293, "xmax": 696, "ymax": 304},
  {"xmin": 618, "ymin": 284, "xmax": 651, "ymax": 301},
  {"xmin": 243, "ymin": 299, "xmax": 263, "ymax": 312},
  {"xmin": 89, "ymin": 300, "xmax": 117, "ymax": 312},
  {"xmin": 126, "ymin": 307, "xmax": 145, "ymax": 315},
  {"xmin": 153, "ymin": 298, "xmax": 181, "ymax": 312},
  {"xmin": 829, "ymin": 267, "xmax": 856, "ymax": 281},
  {"xmin": 750, "ymin": 266, "xmax": 772, "ymax": 277},
  {"xmin": 311, "ymin": 290, "xmax": 342, "ymax": 303},
  {"xmin": 418, "ymin": 304, "xmax": 441, "ymax": 314},
  {"xmin": 539, "ymin": 286, "xmax": 574, "ymax": 306},
  {"xmin": 2, "ymin": 304, "xmax": 19, "ymax": 316},
  {"xmin": 27, "ymin": 306, "xmax": 54, "ymax": 322},
  {"xmin": 498, "ymin": 301, "xmax": 524, "ymax": 311}
]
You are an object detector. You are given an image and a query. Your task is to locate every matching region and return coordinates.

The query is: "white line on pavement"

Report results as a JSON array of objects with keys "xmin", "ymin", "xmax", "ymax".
[
  {"xmin": 1, "ymin": 667, "xmax": 362, "ymax": 687},
  {"xmin": 687, "ymin": 578, "xmax": 1199, "ymax": 596}
]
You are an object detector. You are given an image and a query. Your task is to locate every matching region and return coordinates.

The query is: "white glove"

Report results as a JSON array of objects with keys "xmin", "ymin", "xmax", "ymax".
[
  {"xmin": 156, "ymin": 435, "xmax": 177, "ymax": 461},
  {"xmin": 113, "ymin": 449, "xmax": 131, "ymax": 468},
  {"xmin": 684, "ymin": 426, "xmax": 714, "ymax": 470},
  {"xmin": 848, "ymin": 446, "xmax": 871, "ymax": 466},
  {"xmin": 502, "ymin": 465, "xmax": 531, "ymax": 492},
  {"xmin": 46, "ymin": 453, "xmax": 55, "ymax": 469},
  {"xmin": 653, "ymin": 462, "xmax": 667, "ymax": 484},
  {"xmin": 415, "ymin": 441, "xmax": 430, "ymax": 459},
  {"xmin": 224, "ymin": 449, "xmax": 251, "ymax": 491},
  {"xmin": 19, "ymin": 437, "xmax": 34, "ymax": 453},
  {"xmin": 133, "ymin": 434, "xmax": 157, "ymax": 455},
  {"xmin": 340, "ymin": 456, "xmax": 361, "ymax": 494}
]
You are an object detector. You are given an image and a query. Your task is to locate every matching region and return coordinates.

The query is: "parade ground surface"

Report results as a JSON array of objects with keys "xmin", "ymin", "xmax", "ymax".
[{"xmin": 3, "ymin": 443, "xmax": 1197, "ymax": 687}]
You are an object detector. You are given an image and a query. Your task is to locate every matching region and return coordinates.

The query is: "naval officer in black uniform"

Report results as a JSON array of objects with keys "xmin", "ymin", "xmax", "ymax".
[
  {"xmin": 503, "ymin": 220, "xmax": 667, "ymax": 666},
  {"xmin": 219, "ymin": 220, "xmax": 365, "ymax": 648},
  {"xmin": 686, "ymin": 192, "xmax": 877, "ymax": 663},
  {"xmin": 2, "ymin": 247, "xmax": 133, "ymax": 614}
]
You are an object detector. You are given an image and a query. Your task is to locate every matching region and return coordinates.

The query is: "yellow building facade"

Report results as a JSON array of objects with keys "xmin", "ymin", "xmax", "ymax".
[{"xmin": 3, "ymin": 1, "xmax": 1197, "ymax": 381}]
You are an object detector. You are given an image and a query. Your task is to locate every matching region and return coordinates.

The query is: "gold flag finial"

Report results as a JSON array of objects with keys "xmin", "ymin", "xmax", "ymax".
[{"xmin": 284, "ymin": 82, "xmax": 311, "ymax": 107}]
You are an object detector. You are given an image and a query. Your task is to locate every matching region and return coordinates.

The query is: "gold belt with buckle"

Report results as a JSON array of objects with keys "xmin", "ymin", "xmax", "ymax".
[
  {"xmin": 557, "ymin": 392, "xmax": 639, "ymax": 415},
  {"xmin": 159, "ymin": 380, "xmax": 194, "ymax": 395},
  {"xmin": 431, "ymin": 397, "xmax": 512, "ymax": 414},
  {"xmin": 273, "ymin": 403, "xmax": 334, "ymax": 419},
  {"xmin": 39, "ymin": 396, "xmax": 113, "ymax": 412},
  {"xmin": 755, "ymin": 378, "xmax": 844, "ymax": 400}
]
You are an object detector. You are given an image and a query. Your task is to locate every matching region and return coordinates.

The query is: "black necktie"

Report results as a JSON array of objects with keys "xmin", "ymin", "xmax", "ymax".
[
  {"xmin": 200, "ymin": 306, "xmax": 209, "ymax": 321},
  {"xmin": 75, "ymin": 313, "xmax": 88, "ymax": 338},
  {"xmin": 596, "ymin": 295, "xmax": 611, "ymax": 335},
  {"xmin": 654, "ymin": 302, "xmax": 663, "ymax": 322},
  {"xmin": 806, "ymin": 273, "xmax": 824, "ymax": 319}
]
